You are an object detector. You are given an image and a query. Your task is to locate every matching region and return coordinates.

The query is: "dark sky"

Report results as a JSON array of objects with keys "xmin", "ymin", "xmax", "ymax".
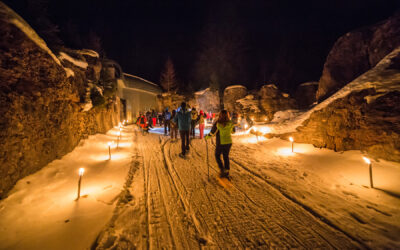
[{"xmin": 5, "ymin": 0, "xmax": 400, "ymax": 92}]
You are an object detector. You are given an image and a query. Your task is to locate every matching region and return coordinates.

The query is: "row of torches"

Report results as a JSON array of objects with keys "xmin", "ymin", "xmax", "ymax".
[
  {"xmin": 77, "ymin": 119, "xmax": 375, "ymax": 200},
  {"xmin": 251, "ymin": 127, "xmax": 375, "ymax": 189},
  {"xmin": 76, "ymin": 120, "xmax": 127, "ymax": 200}
]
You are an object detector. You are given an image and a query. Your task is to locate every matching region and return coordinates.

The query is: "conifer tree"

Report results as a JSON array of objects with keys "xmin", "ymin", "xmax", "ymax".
[{"xmin": 160, "ymin": 58, "xmax": 177, "ymax": 93}]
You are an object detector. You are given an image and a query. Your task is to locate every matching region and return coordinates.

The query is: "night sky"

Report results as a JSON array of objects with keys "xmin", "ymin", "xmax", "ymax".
[{"xmin": 5, "ymin": 0, "xmax": 400, "ymax": 93}]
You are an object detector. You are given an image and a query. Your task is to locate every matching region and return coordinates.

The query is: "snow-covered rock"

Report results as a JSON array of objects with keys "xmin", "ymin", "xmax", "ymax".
[
  {"xmin": 224, "ymin": 85, "xmax": 247, "ymax": 112},
  {"xmin": 193, "ymin": 88, "xmax": 220, "ymax": 112},
  {"xmin": 259, "ymin": 84, "xmax": 297, "ymax": 121},
  {"xmin": 294, "ymin": 47, "xmax": 400, "ymax": 162},
  {"xmin": 0, "ymin": 2, "xmax": 119, "ymax": 198},
  {"xmin": 316, "ymin": 12, "xmax": 400, "ymax": 101}
]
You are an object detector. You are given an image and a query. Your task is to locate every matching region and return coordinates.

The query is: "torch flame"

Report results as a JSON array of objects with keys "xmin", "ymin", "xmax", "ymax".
[
  {"xmin": 244, "ymin": 124, "xmax": 248, "ymax": 129},
  {"xmin": 117, "ymin": 131, "xmax": 121, "ymax": 136},
  {"xmin": 289, "ymin": 137, "xmax": 294, "ymax": 142},
  {"xmin": 363, "ymin": 157, "xmax": 371, "ymax": 164},
  {"xmin": 79, "ymin": 168, "xmax": 84, "ymax": 176}
]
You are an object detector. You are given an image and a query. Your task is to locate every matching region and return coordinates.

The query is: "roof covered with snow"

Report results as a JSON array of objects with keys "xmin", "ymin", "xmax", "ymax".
[
  {"xmin": 195, "ymin": 88, "xmax": 210, "ymax": 95},
  {"xmin": 123, "ymin": 73, "xmax": 161, "ymax": 94}
]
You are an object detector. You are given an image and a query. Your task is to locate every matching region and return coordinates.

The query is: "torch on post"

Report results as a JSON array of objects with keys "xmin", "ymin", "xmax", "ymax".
[
  {"xmin": 77, "ymin": 168, "xmax": 84, "ymax": 200},
  {"xmin": 289, "ymin": 137, "xmax": 294, "ymax": 152},
  {"xmin": 363, "ymin": 157, "xmax": 373, "ymax": 188}
]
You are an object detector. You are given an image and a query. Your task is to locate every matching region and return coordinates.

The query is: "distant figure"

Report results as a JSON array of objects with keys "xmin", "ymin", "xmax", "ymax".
[
  {"xmin": 232, "ymin": 111, "xmax": 238, "ymax": 125},
  {"xmin": 170, "ymin": 110, "xmax": 178, "ymax": 141},
  {"xmin": 190, "ymin": 108, "xmax": 198, "ymax": 138},
  {"xmin": 164, "ymin": 108, "xmax": 171, "ymax": 135},
  {"xmin": 198, "ymin": 110, "xmax": 206, "ymax": 139},
  {"xmin": 206, "ymin": 110, "xmax": 235, "ymax": 178},
  {"xmin": 158, "ymin": 112, "xmax": 163, "ymax": 126},
  {"xmin": 173, "ymin": 102, "xmax": 192, "ymax": 158}
]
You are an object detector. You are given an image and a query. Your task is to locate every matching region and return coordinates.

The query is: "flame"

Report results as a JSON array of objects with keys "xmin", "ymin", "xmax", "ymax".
[
  {"xmin": 289, "ymin": 137, "xmax": 294, "ymax": 142},
  {"xmin": 79, "ymin": 168, "xmax": 84, "ymax": 176},
  {"xmin": 363, "ymin": 156, "xmax": 371, "ymax": 164},
  {"xmin": 260, "ymin": 127, "xmax": 271, "ymax": 134},
  {"xmin": 244, "ymin": 124, "xmax": 248, "ymax": 129}
]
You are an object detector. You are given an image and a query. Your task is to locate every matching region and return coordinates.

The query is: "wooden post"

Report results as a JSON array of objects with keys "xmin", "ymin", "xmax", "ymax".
[
  {"xmin": 369, "ymin": 163, "xmax": 374, "ymax": 188},
  {"xmin": 77, "ymin": 175, "xmax": 82, "ymax": 199}
]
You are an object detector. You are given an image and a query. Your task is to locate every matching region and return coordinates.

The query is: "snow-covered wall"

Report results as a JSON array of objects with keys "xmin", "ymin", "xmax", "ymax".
[{"xmin": 0, "ymin": 3, "xmax": 119, "ymax": 198}]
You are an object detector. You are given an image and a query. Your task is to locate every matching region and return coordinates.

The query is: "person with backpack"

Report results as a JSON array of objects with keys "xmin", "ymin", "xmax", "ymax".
[
  {"xmin": 198, "ymin": 110, "xmax": 207, "ymax": 139},
  {"xmin": 190, "ymin": 107, "xmax": 198, "ymax": 138},
  {"xmin": 164, "ymin": 108, "xmax": 171, "ymax": 135},
  {"xmin": 173, "ymin": 102, "xmax": 192, "ymax": 158},
  {"xmin": 170, "ymin": 109, "xmax": 178, "ymax": 141},
  {"xmin": 205, "ymin": 110, "xmax": 235, "ymax": 178}
]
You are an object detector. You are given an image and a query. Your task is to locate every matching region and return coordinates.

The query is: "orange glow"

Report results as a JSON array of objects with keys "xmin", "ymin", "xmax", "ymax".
[
  {"xmin": 363, "ymin": 157, "xmax": 371, "ymax": 164},
  {"xmin": 289, "ymin": 137, "xmax": 294, "ymax": 142},
  {"xmin": 277, "ymin": 147, "xmax": 295, "ymax": 156},
  {"xmin": 260, "ymin": 127, "xmax": 271, "ymax": 134},
  {"xmin": 79, "ymin": 168, "xmax": 84, "ymax": 176}
]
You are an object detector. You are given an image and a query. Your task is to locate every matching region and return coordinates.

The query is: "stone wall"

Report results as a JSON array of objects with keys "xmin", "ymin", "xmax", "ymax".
[{"xmin": 0, "ymin": 4, "xmax": 118, "ymax": 198}]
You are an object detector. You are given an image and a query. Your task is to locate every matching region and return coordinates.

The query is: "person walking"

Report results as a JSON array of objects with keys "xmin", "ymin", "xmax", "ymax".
[
  {"xmin": 174, "ymin": 102, "xmax": 191, "ymax": 158},
  {"xmin": 198, "ymin": 110, "xmax": 206, "ymax": 139},
  {"xmin": 164, "ymin": 108, "xmax": 171, "ymax": 135},
  {"xmin": 205, "ymin": 110, "xmax": 235, "ymax": 178},
  {"xmin": 190, "ymin": 108, "xmax": 198, "ymax": 138},
  {"xmin": 170, "ymin": 109, "xmax": 178, "ymax": 141}
]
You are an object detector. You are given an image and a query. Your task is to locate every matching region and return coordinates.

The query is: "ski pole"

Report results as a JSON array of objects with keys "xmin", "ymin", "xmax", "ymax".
[{"xmin": 205, "ymin": 138, "xmax": 209, "ymax": 181}]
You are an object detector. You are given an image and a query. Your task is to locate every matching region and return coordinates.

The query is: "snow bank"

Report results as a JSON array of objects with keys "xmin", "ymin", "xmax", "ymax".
[
  {"xmin": 78, "ymin": 49, "xmax": 99, "ymax": 58},
  {"xmin": 59, "ymin": 52, "xmax": 88, "ymax": 69},
  {"xmin": 0, "ymin": 126, "xmax": 134, "ymax": 250}
]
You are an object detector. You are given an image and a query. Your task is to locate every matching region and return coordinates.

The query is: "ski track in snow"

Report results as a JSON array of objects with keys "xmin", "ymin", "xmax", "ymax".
[{"xmin": 95, "ymin": 128, "xmax": 360, "ymax": 249}]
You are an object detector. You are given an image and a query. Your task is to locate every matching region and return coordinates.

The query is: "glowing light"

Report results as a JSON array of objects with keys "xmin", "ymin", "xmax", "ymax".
[
  {"xmin": 108, "ymin": 142, "xmax": 112, "ymax": 147},
  {"xmin": 260, "ymin": 127, "xmax": 271, "ymax": 134},
  {"xmin": 117, "ymin": 131, "xmax": 121, "ymax": 137},
  {"xmin": 251, "ymin": 117, "xmax": 254, "ymax": 121},
  {"xmin": 277, "ymin": 147, "xmax": 295, "ymax": 156},
  {"xmin": 253, "ymin": 127, "xmax": 258, "ymax": 132},
  {"xmin": 363, "ymin": 157, "xmax": 371, "ymax": 165},
  {"xmin": 244, "ymin": 124, "xmax": 248, "ymax": 129},
  {"xmin": 289, "ymin": 137, "xmax": 294, "ymax": 142},
  {"xmin": 79, "ymin": 168, "xmax": 84, "ymax": 176}
]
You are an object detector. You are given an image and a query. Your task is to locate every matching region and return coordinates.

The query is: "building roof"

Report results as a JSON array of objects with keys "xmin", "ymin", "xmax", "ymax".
[{"xmin": 123, "ymin": 73, "xmax": 162, "ymax": 94}]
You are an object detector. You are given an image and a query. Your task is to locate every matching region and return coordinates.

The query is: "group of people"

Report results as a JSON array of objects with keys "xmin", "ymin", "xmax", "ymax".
[
  {"xmin": 136, "ymin": 103, "xmax": 235, "ymax": 179},
  {"xmin": 169, "ymin": 102, "xmax": 235, "ymax": 179}
]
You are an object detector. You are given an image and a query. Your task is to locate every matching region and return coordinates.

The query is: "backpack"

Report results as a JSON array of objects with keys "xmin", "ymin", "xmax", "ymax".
[{"xmin": 165, "ymin": 111, "xmax": 171, "ymax": 120}]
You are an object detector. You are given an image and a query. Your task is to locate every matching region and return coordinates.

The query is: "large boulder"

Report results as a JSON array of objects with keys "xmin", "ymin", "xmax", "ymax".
[
  {"xmin": 259, "ymin": 84, "xmax": 297, "ymax": 120},
  {"xmin": 223, "ymin": 85, "xmax": 247, "ymax": 112},
  {"xmin": 194, "ymin": 88, "xmax": 220, "ymax": 112},
  {"xmin": 294, "ymin": 47, "xmax": 400, "ymax": 162},
  {"xmin": 0, "ymin": 2, "xmax": 118, "ymax": 198},
  {"xmin": 316, "ymin": 12, "xmax": 400, "ymax": 101},
  {"xmin": 294, "ymin": 82, "xmax": 318, "ymax": 109}
]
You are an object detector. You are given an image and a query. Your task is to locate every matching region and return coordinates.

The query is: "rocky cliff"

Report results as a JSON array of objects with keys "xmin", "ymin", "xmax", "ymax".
[
  {"xmin": 0, "ymin": 3, "xmax": 119, "ymax": 198},
  {"xmin": 316, "ymin": 12, "xmax": 400, "ymax": 101},
  {"xmin": 294, "ymin": 48, "xmax": 400, "ymax": 162}
]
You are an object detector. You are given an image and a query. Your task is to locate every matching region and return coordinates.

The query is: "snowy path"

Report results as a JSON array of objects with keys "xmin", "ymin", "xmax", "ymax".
[{"xmin": 95, "ymin": 129, "xmax": 360, "ymax": 249}]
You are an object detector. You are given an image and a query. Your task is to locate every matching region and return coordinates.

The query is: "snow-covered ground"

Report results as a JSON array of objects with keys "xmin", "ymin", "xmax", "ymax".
[
  {"xmin": 1, "ymin": 125, "xmax": 399, "ymax": 249},
  {"xmin": 0, "ymin": 127, "xmax": 134, "ymax": 250}
]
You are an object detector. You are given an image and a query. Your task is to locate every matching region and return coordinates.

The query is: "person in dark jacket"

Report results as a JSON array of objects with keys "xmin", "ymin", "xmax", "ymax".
[
  {"xmin": 173, "ymin": 102, "xmax": 192, "ymax": 158},
  {"xmin": 170, "ymin": 109, "xmax": 178, "ymax": 141},
  {"xmin": 205, "ymin": 110, "xmax": 235, "ymax": 178},
  {"xmin": 164, "ymin": 108, "xmax": 171, "ymax": 135}
]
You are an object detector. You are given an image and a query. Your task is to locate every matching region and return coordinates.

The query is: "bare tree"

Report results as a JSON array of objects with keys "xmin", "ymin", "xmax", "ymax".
[{"xmin": 160, "ymin": 57, "xmax": 177, "ymax": 93}]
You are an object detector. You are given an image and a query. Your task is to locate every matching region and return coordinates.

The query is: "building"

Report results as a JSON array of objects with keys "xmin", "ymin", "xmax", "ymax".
[{"xmin": 117, "ymin": 73, "xmax": 162, "ymax": 121}]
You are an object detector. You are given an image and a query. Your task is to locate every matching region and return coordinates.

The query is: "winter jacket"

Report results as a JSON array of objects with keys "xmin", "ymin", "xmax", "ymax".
[
  {"xmin": 209, "ymin": 121, "xmax": 235, "ymax": 145},
  {"xmin": 174, "ymin": 109, "xmax": 192, "ymax": 131},
  {"xmin": 198, "ymin": 113, "xmax": 206, "ymax": 124}
]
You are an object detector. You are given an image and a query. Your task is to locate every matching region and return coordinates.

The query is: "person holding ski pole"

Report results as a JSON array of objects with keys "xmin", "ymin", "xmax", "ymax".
[
  {"xmin": 174, "ymin": 102, "xmax": 191, "ymax": 158},
  {"xmin": 205, "ymin": 110, "xmax": 235, "ymax": 178}
]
